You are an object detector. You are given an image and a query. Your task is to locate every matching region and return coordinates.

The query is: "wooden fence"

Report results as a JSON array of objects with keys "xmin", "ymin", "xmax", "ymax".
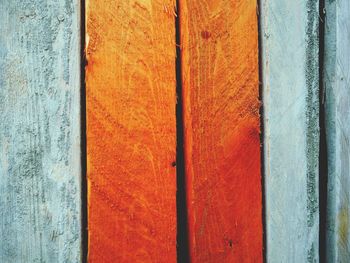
[{"xmin": 0, "ymin": 0, "xmax": 349, "ymax": 262}]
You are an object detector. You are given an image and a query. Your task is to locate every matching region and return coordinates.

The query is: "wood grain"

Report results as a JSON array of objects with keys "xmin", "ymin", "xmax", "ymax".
[
  {"xmin": 180, "ymin": 1, "xmax": 263, "ymax": 261},
  {"xmin": 260, "ymin": 0, "xmax": 320, "ymax": 262},
  {"xmin": 0, "ymin": 1, "xmax": 81, "ymax": 262},
  {"xmin": 325, "ymin": 0, "xmax": 350, "ymax": 261},
  {"xmin": 86, "ymin": 0, "xmax": 177, "ymax": 262}
]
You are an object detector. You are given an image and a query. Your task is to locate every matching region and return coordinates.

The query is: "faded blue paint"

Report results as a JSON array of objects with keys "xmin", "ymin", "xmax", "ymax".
[
  {"xmin": 260, "ymin": 0, "xmax": 320, "ymax": 262},
  {"xmin": 325, "ymin": 0, "xmax": 350, "ymax": 261},
  {"xmin": 0, "ymin": 1, "xmax": 81, "ymax": 262}
]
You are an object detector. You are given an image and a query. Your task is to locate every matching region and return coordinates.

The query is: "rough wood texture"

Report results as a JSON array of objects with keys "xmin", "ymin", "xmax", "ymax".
[
  {"xmin": 0, "ymin": 1, "xmax": 81, "ymax": 262},
  {"xmin": 325, "ymin": 0, "xmax": 350, "ymax": 261},
  {"xmin": 86, "ymin": 0, "xmax": 177, "ymax": 262},
  {"xmin": 180, "ymin": 1, "xmax": 263, "ymax": 261},
  {"xmin": 260, "ymin": 0, "xmax": 320, "ymax": 262}
]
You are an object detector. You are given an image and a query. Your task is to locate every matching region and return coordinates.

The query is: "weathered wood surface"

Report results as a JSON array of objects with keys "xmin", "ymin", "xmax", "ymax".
[
  {"xmin": 325, "ymin": 0, "xmax": 350, "ymax": 261},
  {"xmin": 0, "ymin": 1, "xmax": 81, "ymax": 262},
  {"xmin": 260, "ymin": 0, "xmax": 320, "ymax": 262},
  {"xmin": 180, "ymin": 0, "xmax": 263, "ymax": 261},
  {"xmin": 86, "ymin": 0, "xmax": 177, "ymax": 262}
]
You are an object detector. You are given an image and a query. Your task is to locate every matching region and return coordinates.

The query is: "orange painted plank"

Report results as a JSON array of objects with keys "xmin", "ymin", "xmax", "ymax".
[
  {"xmin": 180, "ymin": 1, "xmax": 263, "ymax": 262},
  {"xmin": 86, "ymin": 1, "xmax": 177, "ymax": 262}
]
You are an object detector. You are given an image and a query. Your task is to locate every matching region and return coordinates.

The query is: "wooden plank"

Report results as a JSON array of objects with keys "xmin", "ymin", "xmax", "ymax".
[
  {"xmin": 260, "ymin": 0, "xmax": 320, "ymax": 261},
  {"xmin": 86, "ymin": 0, "xmax": 177, "ymax": 262},
  {"xmin": 180, "ymin": 1, "xmax": 263, "ymax": 261},
  {"xmin": 325, "ymin": 0, "xmax": 350, "ymax": 261},
  {"xmin": 0, "ymin": 1, "xmax": 81, "ymax": 262}
]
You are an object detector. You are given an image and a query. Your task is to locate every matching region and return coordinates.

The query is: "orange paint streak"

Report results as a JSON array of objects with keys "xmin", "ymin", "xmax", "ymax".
[
  {"xmin": 180, "ymin": 0, "xmax": 263, "ymax": 262},
  {"xmin": 86, "ymin": 1, "xmax": 177, "ymax": 262}
]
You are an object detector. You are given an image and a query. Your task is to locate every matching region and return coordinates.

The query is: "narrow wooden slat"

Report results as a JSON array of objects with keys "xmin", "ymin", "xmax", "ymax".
[
  {"xmin": 260, "ymin": 0, "xmax": 320, "ymax": 261},
  {"xmin": 86, "ymin": 1, "xmax": 177, "ymax": 262},
  {"xmin": 180, "ymin": 1, "xmax": 263, "ymax": 261},
  {"xmin": 325, "ymin": 0, "xmax": 350, "ymax": 260},
  {"xmin": 0, "ymin": 1, "xmax": 81, "ymax": 262}
]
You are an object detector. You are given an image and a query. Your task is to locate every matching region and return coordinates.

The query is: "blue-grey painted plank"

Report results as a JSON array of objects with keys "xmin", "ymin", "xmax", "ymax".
[
  {"xmin": 0, "ymin": 1, "xmax": 81, "ymax": 262},
  {"xmin": 260, "ymin": 1, "xmax": 320, "ymax": 262},
  {"xmin": 325, "ymin": 0, "xmax": 350, "ymax": 261}
]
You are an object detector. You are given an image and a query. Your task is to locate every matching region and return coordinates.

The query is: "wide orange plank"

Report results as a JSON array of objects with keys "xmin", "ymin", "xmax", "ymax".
[
  {"xmin": 86, "ymin": 1, "xmax": 177, "ymax": 262},
  {"xmin": 180, "ymin": 0, "xmax": 263, "ymax": 262}
]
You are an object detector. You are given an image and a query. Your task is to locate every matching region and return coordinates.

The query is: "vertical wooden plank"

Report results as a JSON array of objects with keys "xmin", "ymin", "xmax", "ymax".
[
  {"xmin": 0, "ymin": 1, "xmax": 81, "ymax": 262},
  {"xmin": 86, "ymin": 1, "xmax": 177, "ymax": 262},
  {"xmin": 180, "ymin": 1, "xmax": 263, "ymax": 261},
  {"xmin": 325, "ymin": 0, "xmax": 350, "ymax": 261},
  {"xmin": 261, "ymin": 0, "xmax": 320, "ymax": 261}
]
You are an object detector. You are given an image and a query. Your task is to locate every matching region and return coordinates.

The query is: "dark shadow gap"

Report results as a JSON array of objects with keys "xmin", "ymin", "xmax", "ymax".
[
  {"xmin": 80, "ymin": 0, "xmax": 88, "ymax": 262},
  {"xmin": 318, "ymin": 0, "xmax": 327, "ymax": 262},
  {"xmin": 175, "ymin": 1, "xmax": 190, "ymax": 262},
  {"xmin": 257, "ymin": 1, "xmax": 267, "ymax": 262}
]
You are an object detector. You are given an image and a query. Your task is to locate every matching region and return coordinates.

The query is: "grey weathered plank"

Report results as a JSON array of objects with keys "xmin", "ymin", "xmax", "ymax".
[
  {"xmin": 325, "ymin": 0, "xmax": 350, "ymax": 261},
  {"xmin": 0, "ymin": 1, "xmax": 81, "ymax": 262},
  {"xmin": 260, "ymin": 0, "xmax": 320, "ymax": 261}
]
